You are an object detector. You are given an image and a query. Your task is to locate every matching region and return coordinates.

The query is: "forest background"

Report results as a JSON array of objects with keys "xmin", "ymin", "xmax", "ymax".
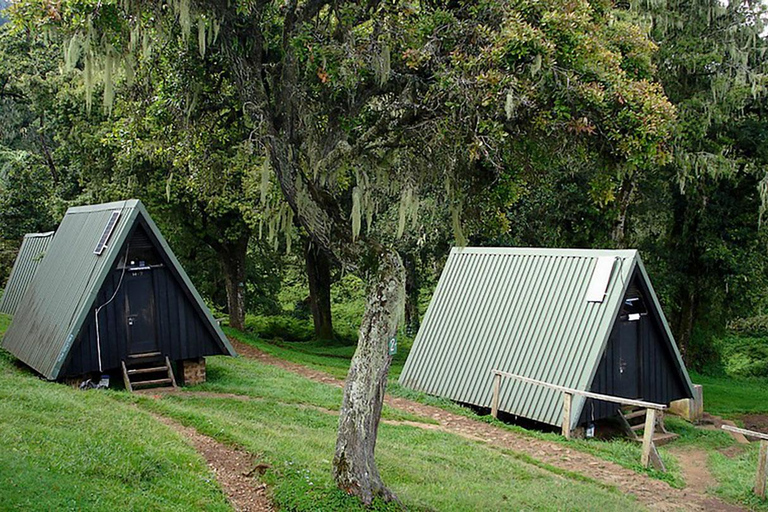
[{"xmin": 1, "ymin": 0, "xmax": 767, "ymax": 381}]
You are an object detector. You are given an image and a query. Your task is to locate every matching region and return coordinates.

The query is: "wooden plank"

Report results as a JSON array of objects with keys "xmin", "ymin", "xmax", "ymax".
[
  {"xmin": 756, "ymin": 440, "xmax": 767, "ymax": 498},
  {"xmin": 641, "ymin": 408, "xmax": 657, "ymax": 468},
  {"xmin": 722, "ymin": 424, "xmax": 768, "ymax": 442},
  {"xmin": 617, "ymin": 408, "xmax": 639, "ymax": 440},
  {"xmin": 562, "ymin": 392, "xmax": 573, "ymax": 439},
  {"xmin": 121, "ymin": 360, "xmax": 132, "ymax": 393},
  {"xmin": 491, "ymin": 370, "xmax": 667, "ymax": 410},
  {"xmin": 491, "ymin": 373, "xmax": 501, "ymax": 419},
  {"xmin": 166, "ymin": 356, "xmax": 178, "ymax": 389}
]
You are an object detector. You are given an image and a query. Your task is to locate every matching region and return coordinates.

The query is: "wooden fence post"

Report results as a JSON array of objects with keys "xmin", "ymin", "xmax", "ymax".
[
  {"xmin": 757, "ymin": 440, "xmax": 768, "ymax": 498},
  {"xmin": 562, "ymin": 392, "xmax": 572, "ymax": 439},
  {"xmin": 491, "ymin": 373, "xmax": 501, "ymax": 419},
  {"xmin": 641, "ymin": 408, "xmax": 657, "ymax": 468}
]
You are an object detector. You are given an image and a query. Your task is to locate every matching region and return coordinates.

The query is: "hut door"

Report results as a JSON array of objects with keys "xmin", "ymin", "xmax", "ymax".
[
  {"xmin": 125, "ymin": 272, "xmax": 159, "ymax": 354},
  {"xmin": 617, "ymin": 320, "xmax": 640, "ymax": 398}
]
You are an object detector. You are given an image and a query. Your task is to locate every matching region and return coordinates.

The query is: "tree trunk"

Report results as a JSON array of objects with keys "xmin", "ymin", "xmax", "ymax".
[
  {"xmin": 306, "ymin": 239, "xmax": 334, "ymax": 340},
  {"xmin": 333, "ymin": 248, "xmax": 405, "ymax": 505},
  {"xmin": 611, "ymin": 175, "xmax": 635, "ymax": 248},
  {"xmin": 675, "ymin": 287, "xmax": 697, "ymax": 362},
  {"xmin": 402, "ymin": 251, "xmax": 420, "ymax": 336},
  {"xmin": 221, "ymin": 237, "xmax": 249, "ymax": 331}
]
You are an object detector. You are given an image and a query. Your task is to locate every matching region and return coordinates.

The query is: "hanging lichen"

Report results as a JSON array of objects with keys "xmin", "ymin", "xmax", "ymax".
[
  {"xmin": 351, "ymin": 185, "xmax": 362, "ymax": 241},
  {"xmin": 103, "ymin": 49, "xmax": 115, "ymax": 114},
  {"xmin": 260, "ymin": 158, "xmax": 271, "ymax": 203},
  {"xmin": 374, "ymin": 44, "xmax": 390, "ymax": 87},
  {"xmin": 64, "ymin": 34, "xmax": 82, "ymax": 72},
  {"xmin": 198, "ymin": 18, "xmax": 207, "ymax": 57},
  {"xmin": 178, "ymin": 0, "xmax": 193, "ymax": 40},
  {"xmin": 758, "ymin": 172, "xmax": 768, "ymax": 227},
  {"xmin": 84, "ymin": 52, "xmax": 94, "ymax": 112}
]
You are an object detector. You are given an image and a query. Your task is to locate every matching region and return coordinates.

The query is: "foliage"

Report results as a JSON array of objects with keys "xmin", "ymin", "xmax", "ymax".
[{"xmin": 626, "ymin": 0, "xmax": 768, "ymax": 364}]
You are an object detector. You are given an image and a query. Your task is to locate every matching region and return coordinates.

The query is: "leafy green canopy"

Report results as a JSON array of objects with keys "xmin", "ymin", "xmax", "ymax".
[{"xmin": 10, "ymin": 0, "xmax": 676, "ymax": 255}]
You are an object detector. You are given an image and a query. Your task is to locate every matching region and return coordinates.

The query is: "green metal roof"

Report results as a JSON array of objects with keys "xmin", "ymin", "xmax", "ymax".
[
  {"xmin": 1, "ymin": 199, "xmax": 235, "ymax": 379},
  {"xmin": 399, "ymin": 247, "xmax": 694, "ymax": 429},
  {"xmin": 0, "ymin": 232, "xmax": 54, "ymax": 315}
]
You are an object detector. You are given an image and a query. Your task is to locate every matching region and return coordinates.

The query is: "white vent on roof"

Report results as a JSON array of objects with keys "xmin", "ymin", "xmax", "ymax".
[
  {"xmin": 93, "ymin": 211, "xmax": 121, "ymax": 256},
  {"xmin": 585, "ymin": 256, "xmax": 616, "ymax": 303}
]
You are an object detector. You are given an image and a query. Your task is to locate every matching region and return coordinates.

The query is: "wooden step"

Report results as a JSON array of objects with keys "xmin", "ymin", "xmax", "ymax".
[
  {"xmin": 631, "ymin": 423, "xmax": 646, "ymax": 431},
  {"xmin": 624, "ymin": 410, "xmax": 647, "ymax": 420},
  {"xmin": 122, "ymin": 356, "xmax": 177, "ymax": 392},
  {"xmin": 127, "ymin": 366, "xmax": 168, "ymax": 375},
  {"xmin": 128, "ymin": 351, "xmax": 162, "ymax": 359},
  {"xmin": 632, "ymin": 431, "xmax": 679, "ymax": 446},
  {"xmin": 132, "ymin": 378, "xmax": 173, "ymax": 387}
]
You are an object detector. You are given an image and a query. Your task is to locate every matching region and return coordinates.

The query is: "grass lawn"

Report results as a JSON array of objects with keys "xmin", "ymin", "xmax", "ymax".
[
  {"xmin": 1, "ymin": 312, "xmax": 642, "ymax": 511},
  {"xmin": 133, "ymin": 374, "xmax": 642, "ymax": 512},
  {"xmin": 0, "ymin": 318, "xmax": 230, "ymax": 511},
  {"xmin": 230, "ymin": 325, "xmax": 768, "ymax": 510},
  {"xmin": 227, "ymin": 326, "xmax": 412, "ymax": 380},
  {"xmin": 689, "ymin": 370, "xmax": 768, "ymax": 417}
]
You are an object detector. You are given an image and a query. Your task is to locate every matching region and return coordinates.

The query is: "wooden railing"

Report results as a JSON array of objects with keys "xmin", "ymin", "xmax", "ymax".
[
  {"xmin": 491, "ymin": 369, "xmax": 667, "ymax": 469},
  {"xmin": 722, "ymin": 425, "xmax": 768, "ymax": 498}
]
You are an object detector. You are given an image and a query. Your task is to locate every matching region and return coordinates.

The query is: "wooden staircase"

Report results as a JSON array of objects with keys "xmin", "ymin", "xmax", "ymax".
[
  {"xmin": 619, "ymin": 406, "xmax": 679, "ymax": 445},
  {"xmin": 618, "ymin": 406, "xmax": 677, "ymax": 471},
  {"xmin": 121, "ymin": 353, "xmax": 177, "ymax": 392}
]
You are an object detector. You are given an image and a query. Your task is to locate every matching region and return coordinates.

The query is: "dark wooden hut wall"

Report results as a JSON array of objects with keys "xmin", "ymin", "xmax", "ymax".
[
  {"xmin": 578, "ymin": 270, "xmax": 691, "ymax": 425},
  {"xmin": 60, "ymin": 221, "xmax": 226, "ymax": 377}
]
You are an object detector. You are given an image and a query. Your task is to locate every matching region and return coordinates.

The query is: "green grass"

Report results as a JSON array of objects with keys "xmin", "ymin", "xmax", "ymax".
[
  {"xmin": 710, "ymin": 442, "xmax": 768, "ymax": 511},
  {"xmin": 0, "ymin": 345, "xmax": 230, "ymax": 509},
  {"xmin": 231, "ymin": 328, "xmax": 685, "ymax": 485},
  {"xmin": 192, "ymin": 353, "xmax": 435, "ymax": 425},
  {"xmin": 689, "ymin": 370, "xmax": 768, "ymax": 417},
  {"xmin": 228, "ymin": 326, "xmax": 413, "ymax": 380},
  {"xmin": 226, "ymin": 326, "xmax": 768, "ymax": 509},
  {"xmin": 135, "ymin": 390, "xmax": 642, "ymax": 512},
  {"xmin": 1, "ymin": 311, "xmax": 641, "ymax": 511}
]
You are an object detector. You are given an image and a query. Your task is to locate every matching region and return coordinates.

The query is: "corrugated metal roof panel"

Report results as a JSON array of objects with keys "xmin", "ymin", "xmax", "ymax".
[
  {"xmin": 398, "ymin": 246, "xmax": 691, "ymax": 429},
  {"xmin": 0, "ymin": 232, "xmax": 54, "ymax": 315},
  {"xmin": 1, "ymin": 199, "xmax": 234, "ymax": 379}
]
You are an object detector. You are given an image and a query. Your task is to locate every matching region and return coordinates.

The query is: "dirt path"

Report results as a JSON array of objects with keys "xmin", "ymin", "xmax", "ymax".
[
  {"xmin": 231, "ymin": 339, "xmax": 745, "ymax": 511},
  {"xmin": 150, "ymin": 411, "xmax": 274, "ymax": 512}
]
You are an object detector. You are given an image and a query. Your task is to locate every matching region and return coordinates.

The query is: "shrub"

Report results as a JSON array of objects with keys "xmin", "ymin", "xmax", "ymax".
[
  {"xmin": 244, "ymin": 314, "xmax": 314, "ymax": 341},
  {"xmin": 716, "ymin": 335, "xmax": 768, "ymax": 378}
]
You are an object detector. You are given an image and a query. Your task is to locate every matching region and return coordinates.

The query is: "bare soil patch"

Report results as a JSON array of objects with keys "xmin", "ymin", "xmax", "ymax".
[
  {"xmin": 739, "ymin": 413, "xmax": 768, "ymax": 436},
  {"xmin": 230, "ymin": 339, "xmax": 746, "ymax": 511},
  {"xmin": 150, "ymin": 411, "xmax": 274, "ymax": 512}
]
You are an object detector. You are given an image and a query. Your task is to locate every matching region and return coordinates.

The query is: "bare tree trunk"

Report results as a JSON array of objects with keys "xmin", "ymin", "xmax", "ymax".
[
  {"xmin": 611, "ymin": 175, "xmax": 635, "ymax": 248},
  {"xmin": 675, "ymin": 288, "xmax": 697, "ymax": 362},
  {"xmin": 333, "ymin": 248, "xmax": 405, "ymax": 504},
  {"xmin": 306, "ymin": 239, "xmax": 334, "ymax": 340},
  {"xmin": 402, "ymin": 251, "xmax": 420, "ymax": 336},
  {"xmin": 221, "ymin": 237, "xmax": 249, "ymax": 331}
]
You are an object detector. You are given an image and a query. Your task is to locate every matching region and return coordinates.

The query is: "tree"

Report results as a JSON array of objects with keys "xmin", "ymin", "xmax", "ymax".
[
  {"xmin": 626, "ymin": 0, "xmax": 768, "ymax": 361},
  {"xmin": 21, "ymin": 0, "xmax": 675, "ymax": 503},
  {"xmin": 305, "ymin": 237, "xmax": 335, "ymax": 339}
]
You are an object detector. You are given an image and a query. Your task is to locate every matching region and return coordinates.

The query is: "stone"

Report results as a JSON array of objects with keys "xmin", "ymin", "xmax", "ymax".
[
  {"xmin": 670, "ymin": 384, "xmax": 703, "ymax": 422},
  {"xmin": 180, "ymin": 357, "xmax": 206, "ymax": 385}
]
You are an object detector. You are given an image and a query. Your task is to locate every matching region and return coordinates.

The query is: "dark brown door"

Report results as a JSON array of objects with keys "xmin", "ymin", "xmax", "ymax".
[
  {"xmin": 617, "ymin": 319, "xmax": 640, "ymax": 398},
  {"xmin": 125, "ymin": 271, "xmax": 158, "ymax": 354}
]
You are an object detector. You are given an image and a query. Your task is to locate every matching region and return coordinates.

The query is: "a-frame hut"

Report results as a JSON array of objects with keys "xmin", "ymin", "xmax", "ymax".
[
  {"xmin": 399, "ymin": 247, "xmax": 695, "ymax": 431},
  {"xmin": 0, "ymin": 232, "xmax": 54, "ymax": 316},
  {"xmin": 1, "ymin": 200, "xmax": 235, "ymax": 388}
]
